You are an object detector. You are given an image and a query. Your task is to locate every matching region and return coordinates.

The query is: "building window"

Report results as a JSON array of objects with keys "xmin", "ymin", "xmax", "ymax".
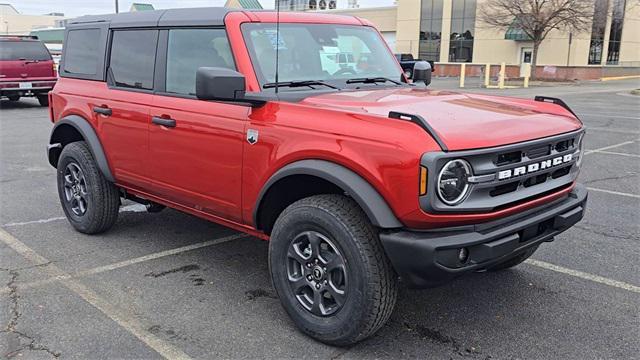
[
  {"xmin": 419, "ymin": 0, "xmax": 443, "ymax": 62},
  {"xmin": 606, "ymin": 0, "xmax": 626, "ymax": 64},
  {"xmin": 449, "ymin": 0, "xmax": 476, "ymax": 62},
  {"xmin": 588, "ymin": 0, "xmax": 609, "ymax": 64}
]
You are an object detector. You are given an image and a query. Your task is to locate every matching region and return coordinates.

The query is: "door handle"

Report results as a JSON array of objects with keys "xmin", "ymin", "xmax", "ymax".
[
  {"xmin": 152, "ymin": 116, "xmax": 176, "ymax": 128},
  {"xmin": 93, "ymin": 106, "xmax": 112, "ymax": 116}
]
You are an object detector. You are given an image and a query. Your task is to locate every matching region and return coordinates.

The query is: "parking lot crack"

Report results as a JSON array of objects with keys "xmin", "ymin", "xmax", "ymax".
[{"xmin": 2, "ymin": 270, "xmax": 61, "ymax": 358}]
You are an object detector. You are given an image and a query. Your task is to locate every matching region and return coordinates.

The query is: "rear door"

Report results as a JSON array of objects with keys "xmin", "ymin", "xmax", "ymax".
[
  {"xmin": 96, "ymin": 29, "xmax": 158, "ymax": 190},
  {"xmin": 148, "ymin": 28, "xmax": 248, "ymax": 222}
]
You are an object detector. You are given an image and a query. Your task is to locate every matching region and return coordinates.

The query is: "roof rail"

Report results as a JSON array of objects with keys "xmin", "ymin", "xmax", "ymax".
[{"xmin": 0, "ymin": 35, "xmax": 39, "ymax": 40}]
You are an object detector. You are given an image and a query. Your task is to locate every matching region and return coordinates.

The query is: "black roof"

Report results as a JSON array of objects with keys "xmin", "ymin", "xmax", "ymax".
[{"xmin": 68, "ymin": 7, "xmax": 232, "ymax": 28}]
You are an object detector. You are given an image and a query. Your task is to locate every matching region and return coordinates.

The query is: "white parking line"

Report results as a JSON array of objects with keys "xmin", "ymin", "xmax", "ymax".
[
  {"xmin": 578, "ymin": 113, "xmax": 640, "ymax": 120},
  {"xmin": 526, "ymin": 259, "xmax": 640, "ymax": 294},
  {"xmin": 0, "ymin": 233, "xmax": 249, "ymax": 295},
  {"xmin": 586, "ymin": 127, "xmax": 640, "ymax": 135},
  {"xmin": 590, "ymin": 150, "xmax": 640, "ymax": 158},
  {"xmin": 0, "ymin": 228, "xmax": 193, "ymax": 360},
  {"xmin": 586, "ymin": 187, "xmax": 640, "ymax": 199},
  {"xmin": 3, "ymin": 204, "xmax": 149, "ymax": 227},
  {"xmin": 584, "ymin": 140, "xmax": 637, "ymax": 155}
]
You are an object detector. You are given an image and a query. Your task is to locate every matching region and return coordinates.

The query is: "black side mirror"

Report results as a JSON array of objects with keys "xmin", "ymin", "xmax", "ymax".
[
  {"xmin": 196, "ymin": 67, "xmax": 246, "ymax": 101},
  {"xmin": 412, "ymin": 61, "xmax": 432, "ymax": 87}
]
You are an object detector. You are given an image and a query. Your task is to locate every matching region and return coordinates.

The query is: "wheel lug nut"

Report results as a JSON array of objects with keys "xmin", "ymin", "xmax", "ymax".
[
  {"xmin": 307, "ymin": 275, "xmax": 312, "ymax": 281},
  {"xmin": 324, "ymin": 280, "xmax": 327, "ymax": 285},
  {"xmin": 315, "ymin": 259, "xmax": 319, "ymax": 264},
  {"xmin": 306, "ymin": 263, "xmax": 312, "ymax": 268},
  {"xmin": 315, "ymin": 283, "xmax": 321, "ymax": 289}
]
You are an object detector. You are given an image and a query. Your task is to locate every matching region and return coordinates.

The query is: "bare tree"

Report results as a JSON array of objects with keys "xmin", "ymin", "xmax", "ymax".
[{"xmin": 479, "ymin": 0, "xmax": 594, "ymax": 79}]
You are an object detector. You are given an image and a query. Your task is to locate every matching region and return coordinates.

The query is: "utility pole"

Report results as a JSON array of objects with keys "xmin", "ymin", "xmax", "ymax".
[{"xmin": 115, "ymin": 0, "xmax": 119, "ymax": 13}]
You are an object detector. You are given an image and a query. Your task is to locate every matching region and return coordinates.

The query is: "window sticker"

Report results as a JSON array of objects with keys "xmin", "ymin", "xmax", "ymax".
[{"xmin": 265, "ymin": 30, "xmax": 288, "ymax": 50}]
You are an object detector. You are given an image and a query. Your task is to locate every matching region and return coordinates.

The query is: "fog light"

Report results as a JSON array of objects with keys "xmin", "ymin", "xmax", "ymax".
[{"xmin": 458, "ymin": 248, "xmax": 469, "ymax": 263}]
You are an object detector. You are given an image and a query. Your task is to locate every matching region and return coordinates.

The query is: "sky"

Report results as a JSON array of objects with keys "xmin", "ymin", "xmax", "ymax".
[{"xmin": 9, "ymin": 0, "xmax": 395, "ymax": 17}]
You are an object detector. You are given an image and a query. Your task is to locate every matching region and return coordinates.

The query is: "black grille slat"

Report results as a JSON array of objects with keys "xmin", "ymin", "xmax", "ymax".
[{"xmin": 527, "ymin": 145, "xmax": 551, "ymax": 159}]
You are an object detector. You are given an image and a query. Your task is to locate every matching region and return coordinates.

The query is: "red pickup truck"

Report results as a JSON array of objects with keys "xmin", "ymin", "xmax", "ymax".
[
  {"xmin": 47, "ymin": 8, "xmax": 587, "ymax": 345},
  {"xmin": 0, "ymin": 35, "xmax": 56, "ymax": 106}
]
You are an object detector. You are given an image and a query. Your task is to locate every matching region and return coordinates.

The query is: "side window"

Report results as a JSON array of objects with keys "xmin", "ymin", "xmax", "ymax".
[
  {"xmin": 166, "ymin": 28, "xmax": 235, "ymax": 95},
  {"xmin": 109, "ymin": 30, "xmax": 158, "ymax": 90},
  {"xmin": 64, "ymin": 29, "xmax": 101, "ymax": 75}
]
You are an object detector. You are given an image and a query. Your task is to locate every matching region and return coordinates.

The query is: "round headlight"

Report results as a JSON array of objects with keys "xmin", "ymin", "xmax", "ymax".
[{"xmin": 437, "ymin": 159, "xmax": 472, "ymax": 205}]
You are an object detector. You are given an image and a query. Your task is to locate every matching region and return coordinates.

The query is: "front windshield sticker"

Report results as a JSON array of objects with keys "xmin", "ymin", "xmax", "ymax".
[{"xmin": 265, "ymin": 30, "xmax": 288, "ymax": 50}]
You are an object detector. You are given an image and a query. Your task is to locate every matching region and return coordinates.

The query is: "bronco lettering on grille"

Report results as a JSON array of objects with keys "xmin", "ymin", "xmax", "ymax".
[{"xmin": 497, "ymin": 154, "xmax": 573, "ymax": 180}]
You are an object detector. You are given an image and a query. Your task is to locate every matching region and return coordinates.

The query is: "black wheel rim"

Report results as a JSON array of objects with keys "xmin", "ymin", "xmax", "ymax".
[
  {"xmin": 63, "ymin": 162, "xmax": 89, "ymax": 216},
  {"xmin": 286, "ymin": 231, "xmax": 348, "ymax": 316}
]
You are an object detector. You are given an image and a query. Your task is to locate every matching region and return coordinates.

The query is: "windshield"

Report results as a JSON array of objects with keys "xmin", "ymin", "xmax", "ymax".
[
  {"xmin": 0, "ymin": 41, "xmax": 52, "ymax": 61},
  {"xmin": 242, "ymin": 23, "xmax": 403, "ymax": 89}
]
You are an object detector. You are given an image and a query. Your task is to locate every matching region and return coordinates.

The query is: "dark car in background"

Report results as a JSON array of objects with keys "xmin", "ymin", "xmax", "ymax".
[
  {"xmin": 0, "ymin": 35, "xmax": 57, "ymax": 106},
  {"xmin": 395, "ymin": 53, "xmax": 434, "ymax": 79}
]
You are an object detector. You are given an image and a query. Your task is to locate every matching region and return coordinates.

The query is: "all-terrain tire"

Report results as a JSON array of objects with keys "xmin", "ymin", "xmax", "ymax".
[
  {"xmin": 56, "ymin": 141, "xmax": 120, "ymax": 234},
  {"xmin": 269, "ymin": 194, "xmax": 398, "ymax": 346},
  {"xmin": 487, "ymin": 245, "xmax": 539, "ymax": 271}
]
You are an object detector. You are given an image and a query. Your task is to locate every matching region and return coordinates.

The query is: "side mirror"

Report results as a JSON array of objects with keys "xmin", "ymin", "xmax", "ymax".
[
  {"xmin": 412, "ymin": 61, "xmax": 432, "ymax": 86},
  {"xmin": 196, "ymin": 67, "xmax": 246, "ymax": 101}
]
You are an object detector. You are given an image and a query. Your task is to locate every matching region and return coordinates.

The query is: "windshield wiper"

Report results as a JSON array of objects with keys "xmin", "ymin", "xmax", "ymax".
[
  {"xmin": 263, "ymin": 80, "xmax": 338, "ymax": 89},
  {"xmin": 346, "ymin": 77, "xmax": 402, "ymax": 85}
]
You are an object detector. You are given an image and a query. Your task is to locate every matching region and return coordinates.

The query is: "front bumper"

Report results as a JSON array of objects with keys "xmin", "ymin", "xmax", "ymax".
[{"xmin": 380, "ymin": 183, "xmax": 588, "ymax": 288}]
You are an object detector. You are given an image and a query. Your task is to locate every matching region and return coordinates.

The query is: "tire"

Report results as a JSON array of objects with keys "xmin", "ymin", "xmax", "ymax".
[
  {"xmin": 56, "ymin": 141, "xmax": 120, "ymax": 234},
  {"xmin": 269, "ymin": 194, "xmax": 398, "ymax": 346},
  {"xmin": 487, "ymin": 246, "xmax": 539, "ymax": 271},
  {"xmin": 7, "ymin": 95, "xmax": 20, "ymax": 102},
  {"xmin": 37, "ymin": 94, "xmax": 49, "ymax": 107}
]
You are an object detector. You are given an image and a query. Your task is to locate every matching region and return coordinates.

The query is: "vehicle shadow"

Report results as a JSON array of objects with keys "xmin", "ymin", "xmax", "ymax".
[{"xmin": 0, "ymin": 98, "xmax": 42, "ymax": 109}]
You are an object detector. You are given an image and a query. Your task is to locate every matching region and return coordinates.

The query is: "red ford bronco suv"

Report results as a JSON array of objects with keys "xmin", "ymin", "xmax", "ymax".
[
  {"xmin": 47, "ymin": 8, "xmax": 587, "ymax": 345},
  {"xmin": 0, "ymin": 35, "xmax": 56, "ymax": 106}
]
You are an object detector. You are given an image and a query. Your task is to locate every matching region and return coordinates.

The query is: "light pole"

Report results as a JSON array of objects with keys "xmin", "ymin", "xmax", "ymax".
[{"xmin": 115, "ymin": 0, "xmax": 119, "ymax": 13}]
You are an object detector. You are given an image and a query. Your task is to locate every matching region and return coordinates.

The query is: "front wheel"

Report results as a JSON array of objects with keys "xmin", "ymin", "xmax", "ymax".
[
  {"xmin": 56, "ymin": 141, "xmax": 120, "ymax": 234},
  {"xmin": 269, "ymin": 194, "xmax": 398, "ymax": 346}
]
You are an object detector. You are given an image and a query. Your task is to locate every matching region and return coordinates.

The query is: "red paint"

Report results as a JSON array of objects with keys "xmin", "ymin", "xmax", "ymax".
[{"xmin": 51, "ymin": 11, "xmax": 584, "ymax": 238}]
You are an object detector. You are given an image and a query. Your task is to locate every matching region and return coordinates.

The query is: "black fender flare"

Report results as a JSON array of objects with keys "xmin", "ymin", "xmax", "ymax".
[
  {"xmin": 48, "ymin": 115, "xmax": 115, "ymax": 182},
  {"xmin": 254, "ymin": 159, "xmax": 403, "ymax": 229}
]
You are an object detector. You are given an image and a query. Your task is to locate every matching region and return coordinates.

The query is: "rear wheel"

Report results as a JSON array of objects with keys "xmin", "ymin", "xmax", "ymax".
[
  {"xmin": 7, "ymin": 95, "xmax": 20, "ymax": 102},
  {"xmin": 487, "ymin": 246, "xmax": 539, "ymax": 271},
  {"xmin": 269, "ymin": 194, "xmax": 398, "ymax": 346},
  {"xmin": 37, "ymin": 94, "xmax": 49, "ymax": 107},
  {"xmin": 56, "ymin": 141, "xmax": 120, "ymax": 234}
]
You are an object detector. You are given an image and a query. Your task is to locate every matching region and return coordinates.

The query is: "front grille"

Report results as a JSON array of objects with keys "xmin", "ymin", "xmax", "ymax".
[{"xmin": 420, "ymin": 130, "xmax": 583, "ymax": 213}]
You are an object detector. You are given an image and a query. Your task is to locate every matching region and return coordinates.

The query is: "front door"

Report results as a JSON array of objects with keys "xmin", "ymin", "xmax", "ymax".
[
  {"xmin": 148, "ymin": 28, "xmax": 248, "ymax": 222},
  {"xmin": 520, "ymin": 47, "xmax": 533, "ymax": 77}
]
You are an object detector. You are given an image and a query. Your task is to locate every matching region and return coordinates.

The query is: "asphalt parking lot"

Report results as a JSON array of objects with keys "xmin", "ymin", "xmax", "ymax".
[{"xmin": 1, "ymin": 79, "xmax": 639, "ymax": 359}]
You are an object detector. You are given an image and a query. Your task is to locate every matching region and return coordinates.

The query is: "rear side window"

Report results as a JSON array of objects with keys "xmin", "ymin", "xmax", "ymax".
[
  {"xmin": 165, "ymin": 28, "xmax": 235, "ymax": 95},
  {"xmin": 109, "ymin": 30, "xmax": 158, "ymax": 90},
  {"xmin": 0, "ymin": 41, "xmax": 51, "ymax": 61},
  {"xmin": 64, "ymin": 29, "xmax": 100, "ymax": 75}
]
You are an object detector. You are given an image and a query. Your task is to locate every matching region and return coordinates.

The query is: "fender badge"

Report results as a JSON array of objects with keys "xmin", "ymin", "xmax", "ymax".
[{"xmin": 247, "ymin": 129, "xmax": 259, "ymax": 145}]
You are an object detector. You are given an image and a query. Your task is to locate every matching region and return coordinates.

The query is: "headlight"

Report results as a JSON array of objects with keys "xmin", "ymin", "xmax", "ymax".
[{"xmin": 437, "ymin": 159, "xmax": 472, "ymax": 205}]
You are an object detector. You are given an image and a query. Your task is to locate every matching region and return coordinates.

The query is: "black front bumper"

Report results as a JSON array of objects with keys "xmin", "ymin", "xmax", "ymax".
[{"xmin": 380, "ymin": 184, "xmax": 588, "ymax": 288}]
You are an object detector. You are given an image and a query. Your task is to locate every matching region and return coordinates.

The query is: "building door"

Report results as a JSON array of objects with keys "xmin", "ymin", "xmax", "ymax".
[{"xmin": 520, "ymin": 47, "xmax": 533, "ymax": 77}]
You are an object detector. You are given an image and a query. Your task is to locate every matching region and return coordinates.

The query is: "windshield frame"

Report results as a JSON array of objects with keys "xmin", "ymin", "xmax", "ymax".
[{"xmin": 240, "ymin": 22, "xmax": 405, "ymax": 92}]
